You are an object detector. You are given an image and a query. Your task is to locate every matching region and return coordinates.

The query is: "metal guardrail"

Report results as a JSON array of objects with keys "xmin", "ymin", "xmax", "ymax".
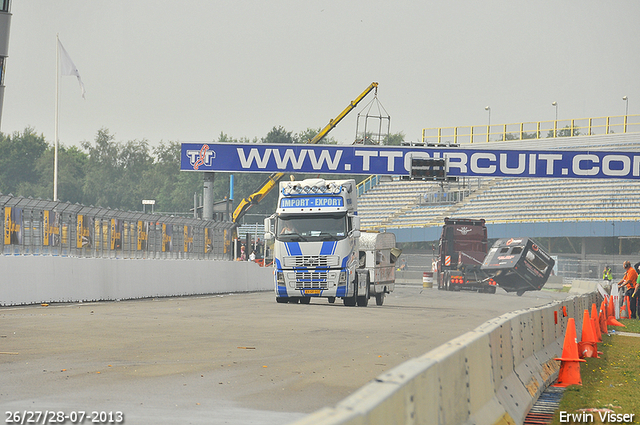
[
  {"xmin": 422, "ymin": 114, "xmax": 640, "ymax": 144},
  {"xmin": 1, "ymin": 194, "xmax": 234, "ymax": 259}
]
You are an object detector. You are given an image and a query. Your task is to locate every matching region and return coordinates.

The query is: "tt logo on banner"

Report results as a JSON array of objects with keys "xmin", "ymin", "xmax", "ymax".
[{"xmin": 186, "ymin": 144, "xmax": 216, "ymax": 170}]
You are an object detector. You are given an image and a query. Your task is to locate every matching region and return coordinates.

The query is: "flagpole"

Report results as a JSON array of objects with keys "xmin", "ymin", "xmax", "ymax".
[{"xmin": 54, "ymin": 34, "xmax": 59, "ymax": 201}]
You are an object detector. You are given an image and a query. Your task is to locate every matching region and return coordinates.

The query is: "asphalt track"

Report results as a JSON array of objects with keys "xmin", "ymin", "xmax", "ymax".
[{"xmin": 0, "ymin": 285, "xmax": 570, "ymax": 425}]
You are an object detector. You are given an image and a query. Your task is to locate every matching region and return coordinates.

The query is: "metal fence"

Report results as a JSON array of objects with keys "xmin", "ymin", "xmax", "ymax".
[{"xmin": 1, "ymin": 194, "xmax": 235, "ymax": 260}]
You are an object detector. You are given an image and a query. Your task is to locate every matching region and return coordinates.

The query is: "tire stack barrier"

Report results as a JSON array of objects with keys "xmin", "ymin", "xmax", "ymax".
[{"xmin": 292, "ymin": 291, "xmax": 602, "ymax": 425}]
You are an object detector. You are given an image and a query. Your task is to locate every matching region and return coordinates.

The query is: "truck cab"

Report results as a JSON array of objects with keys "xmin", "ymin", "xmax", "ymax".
[
  {"xmin": 264, "ymin": 179, "xmax": 362, "ymax": 306},
  {"xmin": 436, "ymin": 217, "xmax": 497, "ymax": 293}
]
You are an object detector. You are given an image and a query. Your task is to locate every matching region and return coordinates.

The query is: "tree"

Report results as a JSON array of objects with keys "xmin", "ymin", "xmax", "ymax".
[
  {"xmin": 262, "ymin": 126, "xmax": 294, "ymax": 144},
  {"xmin": 502, "ymin": 131, "xmax": 539, "ymax": 141},
  {"xmin": 294, "ymin": 127, "xmax": 337, "ymax": 145},
  {"xmin": 143, "ymin": 140, "xmax": 203, "ymax": 213},
  {"xmin": 382, "ymin": 132, "xmax": 405, "ymax": 146},
  {"xmin": 82, "ymin": 128, "xmax": 154, "ymax": 210},
  {"xmin": 0, "ymin": 128, "xmax": 49, "ymax": 195},
  {"xmin": 547, "ymin": 125, "xmax": 581, "ymax": 138},
  {"xmin": 17, "ymin": 144, "xmax": 87, "ymax": 203}
]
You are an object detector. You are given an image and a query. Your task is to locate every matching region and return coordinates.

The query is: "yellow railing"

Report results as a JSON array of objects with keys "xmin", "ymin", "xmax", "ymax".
[
  {"xmin": 356, "ymin": 174, "xmax": 381, "ymax": 197},
  {"xmin": 421, "ymin": 114, "xmax": 640, "ymax": 144}
]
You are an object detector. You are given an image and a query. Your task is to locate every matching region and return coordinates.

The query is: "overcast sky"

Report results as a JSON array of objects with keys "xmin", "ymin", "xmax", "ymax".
[{"xmin": 3, "ymin": 1, "xmax": 639, "ymax": 148}]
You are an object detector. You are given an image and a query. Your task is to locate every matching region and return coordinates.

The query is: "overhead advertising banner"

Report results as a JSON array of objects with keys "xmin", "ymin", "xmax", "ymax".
[{"xmin": 181, "ymin": 142, "xmax": 640, "ymax": 180}]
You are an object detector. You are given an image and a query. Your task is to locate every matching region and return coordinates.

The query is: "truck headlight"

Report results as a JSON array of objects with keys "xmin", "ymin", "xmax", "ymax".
[
  {"xmin": 339, "ymin": 271, "xmax": 347, "ymax": 284},
  {"xmin": 277, "ymin": 272, "xmax": 285, "ymax": 285}
]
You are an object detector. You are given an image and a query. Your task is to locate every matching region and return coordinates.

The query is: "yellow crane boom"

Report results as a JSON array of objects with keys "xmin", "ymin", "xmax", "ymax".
[{"xmin": 232, "ymin": 82, "xmax": 379, "ymax": 224}]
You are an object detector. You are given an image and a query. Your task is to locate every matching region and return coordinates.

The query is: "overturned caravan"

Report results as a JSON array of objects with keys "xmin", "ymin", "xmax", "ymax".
[{"xmin": 481, "ymin": 238, "xmax": 555, "ymax": 296}]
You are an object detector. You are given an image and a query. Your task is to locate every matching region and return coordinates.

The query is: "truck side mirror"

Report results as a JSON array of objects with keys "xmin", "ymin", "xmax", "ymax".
[
  {"xmin": 390, "ymin": 247, "xmax": 402, "ymax": 264},
  {"xmin": 264, "ymin": 216, "xmax": 274, "ymax": 240}
]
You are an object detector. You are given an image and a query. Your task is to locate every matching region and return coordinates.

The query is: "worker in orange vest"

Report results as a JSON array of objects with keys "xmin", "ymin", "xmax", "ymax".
[{"xmin": 618, "ymin": 261, "xmax": 638, "ymax": 319}]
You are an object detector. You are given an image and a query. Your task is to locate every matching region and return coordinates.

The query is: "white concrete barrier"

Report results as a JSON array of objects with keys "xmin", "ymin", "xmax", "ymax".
[
  {"xmin": 569, "ymin": 279, "xmax": 597, "ymax": 294},
  {"xmin": 0, "ymin": 256, "xmax": 273, "ymax": 306},
  {"xmin": 292, "ymin": 293, "xmax": 600, "ymax": 425}
]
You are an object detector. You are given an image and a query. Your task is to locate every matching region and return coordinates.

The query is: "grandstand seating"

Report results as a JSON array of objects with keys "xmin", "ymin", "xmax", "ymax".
[
  {"xmin": 358, "ymin": 133, "xmax": 640, "ymax": 230},
  {"xmin": 359, "ymin": 176, "xmax": 640, "ymax": 229}
]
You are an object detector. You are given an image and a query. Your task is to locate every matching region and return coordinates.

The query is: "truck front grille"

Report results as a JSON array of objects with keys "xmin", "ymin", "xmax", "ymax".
[
  {"xmin": 284, "ymin": 255, "xmax": 338, "ymax": 268},
  {"xmin": 295, "ymin": 271, "xmax": 328, "ymax": 282},
  {"xmin": 294, "ymin": 271, "xmax": 329, "ymax": 290}
]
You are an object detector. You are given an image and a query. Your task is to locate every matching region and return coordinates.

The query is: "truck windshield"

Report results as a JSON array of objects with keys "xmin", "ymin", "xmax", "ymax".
[{"xmin": 276, "ymin": 214, "xmax": 348, "ymax": 242}]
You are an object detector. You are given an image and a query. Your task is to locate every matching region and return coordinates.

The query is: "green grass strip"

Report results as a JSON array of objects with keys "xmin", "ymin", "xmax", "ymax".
[{"xmin": 550, "ymin": 318, "xmax": 640, "ymax": 424}]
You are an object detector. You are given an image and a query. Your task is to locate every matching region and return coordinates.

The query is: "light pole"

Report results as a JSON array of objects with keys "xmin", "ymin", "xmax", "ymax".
[
  {"xmin": 623, "ymin": 96, "xmax": 629, "ymax": 133},
  {"xmin": 485, "ymin": 106, "xmax": 491, "ymax": 142},
  {"xmin": 552, "ymin": 101, "xmax": 558, "ymax": 137}
]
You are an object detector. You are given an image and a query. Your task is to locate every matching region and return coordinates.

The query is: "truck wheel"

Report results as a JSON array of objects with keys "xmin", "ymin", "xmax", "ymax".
[
  {"xmin": 486, "ymin": 287, "xmax": 497, "ymax": 294},
  {"xmin": 276, "ymin": 297, "xmax": 288, "ymax": 303},
  {"xmin": 356, "ymin": 277, "xmax": 369, "ymax": 307},
  {"xmin": 327, "ymin": 297, "xmax": 336, "ymax": 304},
  {"xmin": 517, "ymin": 290, "xmax": 525, "ymax": 296},
  {"xmin": 343, "ymin": 275, "xmax": 358, "ymax": 307},
  {"xmin": 300, "ymin": 297, "xmax": 311, "ymax": 304},
  {"xmin": 343, "ymin": 297, "xmax": 357, "ymax": 306},
  {"xmin": 375, "ymin": 292, "xmax": 385, "ymax": 306}
]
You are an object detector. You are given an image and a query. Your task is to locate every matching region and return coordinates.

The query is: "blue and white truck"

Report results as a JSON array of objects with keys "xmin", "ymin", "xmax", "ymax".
[{"xmin": 264, "ymin": 178, "xmax": 398, "ymax": 306}]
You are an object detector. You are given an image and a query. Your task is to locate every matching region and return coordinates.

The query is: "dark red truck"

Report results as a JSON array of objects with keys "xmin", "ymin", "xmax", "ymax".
[{"xmin": 436, "ymin": 218, "xmax": 497, "ymax": 294}]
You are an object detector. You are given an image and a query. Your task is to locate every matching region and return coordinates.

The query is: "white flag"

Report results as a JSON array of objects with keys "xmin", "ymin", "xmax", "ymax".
[{"xmin": 58, "ymin": 39, "xmax": 86, "ymax": 99}]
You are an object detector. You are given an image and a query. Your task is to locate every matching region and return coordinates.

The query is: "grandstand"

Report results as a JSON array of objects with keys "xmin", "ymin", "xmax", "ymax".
[{"xmin": 358, "ymin": 132, "xmax": 640, "ymax": 242}]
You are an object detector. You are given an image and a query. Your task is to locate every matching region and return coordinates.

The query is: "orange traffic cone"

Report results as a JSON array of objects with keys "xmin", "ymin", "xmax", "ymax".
[
  {"xmin": 607, "ymin": 295, "xmax": 615, "ymax": 318},
  {"xmin": 590, "ymin": 304, "xmax": 600, "ymax": 332},
  {"xmin": 590, "ymin": 304, "xmax": 603, "ymax": 343},
  {"xmin": 605, "ymin": 296, "xmax": 625, "ymax": 326},
  {"xmin": 578, "ymin": 310, "xmax": 598, "ymax": 358},
  {"xmin": 554, "ymin": 318, "xmax": 586, "ymax": 387},
  {"xmin": 621, "ymin": 297, "xmax": 629, "ymax": 319},
  {"xmin": 599, "ymin": 308, "xmax": 608, "ymax": 335},
  {"xmin": 607, "ymin": 315, "xmax": 626, "ymax": 327},
  {"xmin": 592, "ymin": 317, "xmax": 602, "ymax": 343}
]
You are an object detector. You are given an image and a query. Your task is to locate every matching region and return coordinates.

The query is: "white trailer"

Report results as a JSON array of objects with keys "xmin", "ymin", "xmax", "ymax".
[{"xmin": 357, "ymin": 231, "xmax": 400, "ymax": 306}]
